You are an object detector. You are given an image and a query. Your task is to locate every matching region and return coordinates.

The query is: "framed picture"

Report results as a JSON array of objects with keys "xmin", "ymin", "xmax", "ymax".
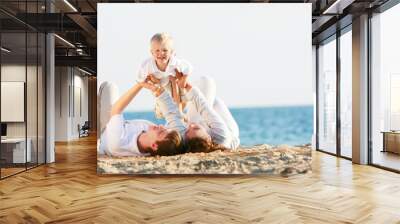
[{"xmin": 97, "ymin": 3, "xmax": 312, "ymax": 175}]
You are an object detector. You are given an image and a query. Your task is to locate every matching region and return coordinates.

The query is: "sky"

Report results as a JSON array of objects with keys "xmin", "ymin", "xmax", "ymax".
[{"xmin": 98, "ymin": 3, "xmax": 312, "ymax": 112}]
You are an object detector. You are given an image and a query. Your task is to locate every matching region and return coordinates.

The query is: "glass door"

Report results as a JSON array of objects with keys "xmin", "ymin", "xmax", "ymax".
[
  {"xmin": 0, "ymin": 1, "xmax": 47, "ymax": 179},
  {"xmin": 317, "ymin": 36, "xmax": 337, "ymax": 155},
  {"xmin": 1, "ymin": 30, "xmax": 28, "ymax": 178}
]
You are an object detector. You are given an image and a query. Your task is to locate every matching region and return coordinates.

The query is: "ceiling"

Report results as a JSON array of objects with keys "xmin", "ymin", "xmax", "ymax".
[{"xmin": 0, "ymin": 0, "xmax": 392, "ymax": 75}]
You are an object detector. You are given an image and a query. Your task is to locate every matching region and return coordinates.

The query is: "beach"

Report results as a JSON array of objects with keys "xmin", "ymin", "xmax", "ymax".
[{"xmin": 98, "ymin": 144, "xmax": 312, "ymax": 176}]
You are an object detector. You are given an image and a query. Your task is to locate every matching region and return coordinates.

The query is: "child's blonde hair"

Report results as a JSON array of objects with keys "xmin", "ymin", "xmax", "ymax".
[{"xmin": 150, "ymin": 33, "xmax": 174, "ymax": 48}]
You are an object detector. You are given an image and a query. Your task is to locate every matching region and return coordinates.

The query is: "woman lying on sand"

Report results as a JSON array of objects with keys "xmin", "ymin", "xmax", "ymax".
[
  {"xmin": 147, "ymin": 72, "xmax": 240, "ymax": 153},
  {"xmin": 170, "ymin": 74, "xmax": 240, "ymax": 153}
]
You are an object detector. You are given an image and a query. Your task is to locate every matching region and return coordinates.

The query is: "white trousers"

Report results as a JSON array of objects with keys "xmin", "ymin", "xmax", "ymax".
[
  {"xmin": 97, "ymin": 81, "xmax": 120, "ymax": 139},
  {"xmin": 186, "ymin": 76, "xmax": 240, "ymax": 140}
]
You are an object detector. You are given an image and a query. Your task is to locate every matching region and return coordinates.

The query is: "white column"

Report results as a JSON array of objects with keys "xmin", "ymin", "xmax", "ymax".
[
  {"xmin": 45, "ymin": 1, "xmax": 55, "ymax": 163},
  {"xmin": 46, "ymin": 33, "xmax": 55, "ymax": 163},
  {"xmin": 312, "ymin": 45, "xmax": 317, "ymax": 150},
  {"xmin": 352, "ymin": 14, "xmax": 369, "ymax": 164}
]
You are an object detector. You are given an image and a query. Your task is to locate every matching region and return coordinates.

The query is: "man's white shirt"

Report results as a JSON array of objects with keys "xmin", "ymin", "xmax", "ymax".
[
  {"xmin": 99, "ymin": 116, "xmax": 153, "ymax": 157},
  {"xmin": 99, "ymin": 91, "xmax": 187, "ymax": 157}
]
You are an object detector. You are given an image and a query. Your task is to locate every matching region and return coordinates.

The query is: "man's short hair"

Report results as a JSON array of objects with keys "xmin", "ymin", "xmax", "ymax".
[{"xmin": 149, "ymin": 130, "xmax": 184, "ymax": 156}]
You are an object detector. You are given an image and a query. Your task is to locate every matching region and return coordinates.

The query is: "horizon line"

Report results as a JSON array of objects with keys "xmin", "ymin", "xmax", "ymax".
[{"xmin": 125, "ymin": 104, "xmax": 313, "ymax": 113}]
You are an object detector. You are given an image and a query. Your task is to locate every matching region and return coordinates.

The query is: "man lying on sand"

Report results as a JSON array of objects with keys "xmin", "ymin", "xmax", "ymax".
[{"xmin": 98, "ymin": 78, "xmax": 186, "ymax": 157}]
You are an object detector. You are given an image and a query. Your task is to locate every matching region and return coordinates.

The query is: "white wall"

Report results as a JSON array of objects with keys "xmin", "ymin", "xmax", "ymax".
[
  {"xmin": 55, "ymin": 67, "xmax": 89, "ymax": 141},
  {"xmin": 72, "ymin": 72, "xmax": 89, "ymax": 138},
  {"xmin": 1, "ymin": 65, "xmax": 38, "ymax": 138},
  {"xmin": 55, "ymin": 67, "xmax": 68, "ymax": 141}
]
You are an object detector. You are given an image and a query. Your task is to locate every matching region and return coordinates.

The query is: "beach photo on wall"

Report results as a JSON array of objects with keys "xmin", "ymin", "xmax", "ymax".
[{"xmin": 97, "ymin": 3, "xmax": 313, "ymax": 175}]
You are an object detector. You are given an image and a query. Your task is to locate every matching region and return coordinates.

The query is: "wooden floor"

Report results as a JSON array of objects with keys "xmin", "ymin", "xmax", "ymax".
[
  {"xmin": 1, "ymin": 163, "xmax": 44, "ymax": 178},
  {"xmin": 373, "ymin": 150, "xmax": 400, "ymax": 171},
  {"xmin": 1, "ymin": 167, "xmax": 26, "ymax": 178},
  {"xmin": 1, "ymin": 135, "xmax": 400, "ymax": 223}
]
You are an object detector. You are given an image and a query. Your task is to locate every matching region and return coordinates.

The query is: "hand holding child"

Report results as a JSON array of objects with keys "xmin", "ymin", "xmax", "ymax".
[
  {"xmin": 141, "ymin": 75, "xmax": 164, "ymax": 97},
  {"xmin": 147, "ymin": 74, "xmax": 161, "ymax": 84},
  {"xmin": 174, "ymin": 68, "xmax": 188, "ymax": 89}
]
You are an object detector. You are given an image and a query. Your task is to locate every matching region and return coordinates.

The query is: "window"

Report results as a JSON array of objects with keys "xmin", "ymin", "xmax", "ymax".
[
  {"xmin": 0, "ymin": 1, "xmax": 47, "ymax": 179},
  {"xmin": 318, "ymin": 36, "xmax": 337, "ymax": 154},
  {"xmin": 340, "ymin": 28, "xmax": 352, "ymax": 158},
  {"xmin": 371, "ymin": 3, "xmax": 400, "ymax": 171}
]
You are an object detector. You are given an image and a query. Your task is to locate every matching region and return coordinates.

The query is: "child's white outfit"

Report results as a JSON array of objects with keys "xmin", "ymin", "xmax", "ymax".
[{"xmin": 137, "ymin": 55, "xmax": 192, "ymax": 118}]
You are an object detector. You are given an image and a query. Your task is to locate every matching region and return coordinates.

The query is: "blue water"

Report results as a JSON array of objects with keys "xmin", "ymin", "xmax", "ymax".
[{"xmin": 124, "ymin": 106, "xmax": 313, "ymax": 146}]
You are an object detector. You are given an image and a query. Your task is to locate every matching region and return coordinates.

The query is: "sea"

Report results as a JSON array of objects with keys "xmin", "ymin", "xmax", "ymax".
[{"xmin": 124, "ymin": 105, "xmax": 314, "ymax": 146}]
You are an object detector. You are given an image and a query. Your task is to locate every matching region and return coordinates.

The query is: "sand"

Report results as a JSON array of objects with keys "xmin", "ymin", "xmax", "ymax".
[{"xmin": 97, "ymin": 144, "xmax": 312, "ymax": 176}]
